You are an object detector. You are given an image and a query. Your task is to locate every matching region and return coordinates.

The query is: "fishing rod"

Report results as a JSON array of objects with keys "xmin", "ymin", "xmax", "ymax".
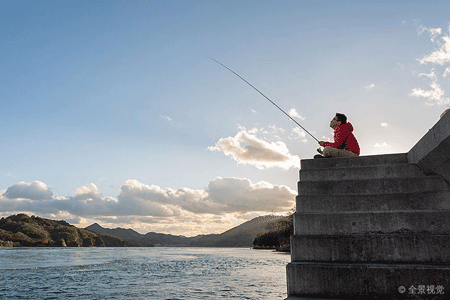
[{"xmin": 211, "ymin": 58, "xmax": 319, "ymax": 143}]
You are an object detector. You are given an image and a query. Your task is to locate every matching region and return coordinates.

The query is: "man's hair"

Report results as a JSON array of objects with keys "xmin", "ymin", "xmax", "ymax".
[{"xmin": 335, "ymin": 113, "xmax": 347, "ymax": 124}]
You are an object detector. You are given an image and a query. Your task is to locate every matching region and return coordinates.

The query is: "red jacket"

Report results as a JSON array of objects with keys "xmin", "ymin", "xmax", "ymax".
[{"xmin": 323, "ymin": 122, "xmax": 360, "ymax": 155}]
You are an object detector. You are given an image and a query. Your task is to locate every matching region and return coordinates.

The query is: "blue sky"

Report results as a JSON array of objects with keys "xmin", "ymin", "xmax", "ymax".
[{"xmin": 1, "ymin": 0, "xmax": 450, "ymax": 235}]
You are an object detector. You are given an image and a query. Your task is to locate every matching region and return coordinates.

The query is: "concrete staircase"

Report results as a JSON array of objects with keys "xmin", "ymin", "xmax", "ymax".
[{"xmin": 286, "ymin": 112, "xmax": 450, "ymax": 299}]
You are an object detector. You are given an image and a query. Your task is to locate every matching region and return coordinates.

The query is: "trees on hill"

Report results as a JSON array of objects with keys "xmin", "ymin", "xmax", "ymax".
[
  {"xmin": 0, "ymin": 214, "xmax": 128, "ymax": 247},
  {"xmin": 252, "ymin": 213, "xmax": 293, "ymax": 252}
]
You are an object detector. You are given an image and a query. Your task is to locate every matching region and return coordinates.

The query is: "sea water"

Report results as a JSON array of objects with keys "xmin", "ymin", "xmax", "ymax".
[{"xmin": 0, "ymin": 247, "xmax": 290, "ymax": 299}]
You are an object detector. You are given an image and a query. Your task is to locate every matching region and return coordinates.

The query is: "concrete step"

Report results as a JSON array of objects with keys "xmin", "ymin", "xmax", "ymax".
[
  {"xmin": 286, "ymin": 262, "xmax": 449, "ymax": 299},
  {"xmin": 301, "ymin": 153, "xmax": 408, "ymax": 171},
  {"xmin": 290, "ymin": 234, "xmax": 450, "ymax": 263},
  {"xmin": 294, "ymin": 211, "xmax": 450, "ymax": 235},
  {"xmin": 298, "ymin": 176, "xmax": 450, "ymax": 196},
  {"xmin": 299, "ymin": 163, "xmax": 424, "ymax": 182},
  {"xmin": 296, "ymin": 191, "xmax": 450, "ymax": 213}
]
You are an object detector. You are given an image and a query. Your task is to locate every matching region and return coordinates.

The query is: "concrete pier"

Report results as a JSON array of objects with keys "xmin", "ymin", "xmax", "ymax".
[{"xmin": 286, "ymin": 112, "xmax": 450, "ymax": 299}]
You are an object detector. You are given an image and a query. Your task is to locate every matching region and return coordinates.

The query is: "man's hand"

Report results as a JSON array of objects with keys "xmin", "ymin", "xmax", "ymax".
[{"xmin": 318, "ymin": 141, "xmax": 325, "ymax": 146}]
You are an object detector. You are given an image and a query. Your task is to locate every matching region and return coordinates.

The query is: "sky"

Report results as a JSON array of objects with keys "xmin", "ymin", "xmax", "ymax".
[{"xmin": 1, "ymin": 0, "xmax": 450, "ymax": 236}]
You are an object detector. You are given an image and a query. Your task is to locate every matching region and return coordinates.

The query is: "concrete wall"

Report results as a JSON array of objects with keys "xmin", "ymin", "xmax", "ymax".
[{"xmin": 408, "ymin": 110, "xmax": 450, "ymax": 184}]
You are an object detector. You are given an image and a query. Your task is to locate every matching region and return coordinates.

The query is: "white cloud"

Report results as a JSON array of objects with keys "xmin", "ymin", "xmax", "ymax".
[
  {"xmin": 374, "ymin": 142, "xmax": 389, "ymax": 148},
  {"xmin": 381, "ymin": 123, "xmax": 389, "ymax": 128},
  {"xmin": 0, "ymin": 178, "xmax": 296, "ymax": 236},
  {"xmin": 410, "ymin": 24, "xmax": 450, "ymax": 106},
  {"xmin": 365, "ymin": 83, "xmax": 376, "ymax": 90},
  {"xmin": 397, "ymin": 62, "xmax": 405, "ymax": 70},
  {"xmin": 208, "ymin": 126, "xmax": 300, "ymax": 170},
  {"xmin": 443, "ymin": 67, "xmax": 450, "ymax": 78},
  {"xmin": 417, "ymin": 25, "xmax": 442, "ymax": 42},
  {"xmin": 268, "ymin": 125, "xmax": 286, "ymax": 134},
  {"xmin": 410, "ymin": 80, "xmax": 450, "ymax": 105},
  {"xmin": 418, "ymin": 69, "xmax": 437, "ymax": 79},
  {"xmin": 410, "ymin": 68, "xmax": 450, "ymax": 105},
  {"xmin": 3, "ymin": 181, "xmax": 53, "ymax": 201},
  {"xmin": 1, "ymin": 178, "xmax": 295, "ymax": 216},
  {"xmin": 117, "ymin": 179, "xmax": 211, "ymax": 216},
  {"xmin": 206, "ymin": 177, "xmax": 295, "ymax": 212},
  {"xmin": 288, "ymin": 108, "xmax": 306, "ymax": 121},
  {"xmin": 289, "ymin": 127, "xmax": 307, "ymax": 142},
  {"xmin": 418, "ymin": 35, "xmax": 450, "ymax": 65},
  {"xmin": 73, "ymin": 183, "xmax": 103, "ymax": 202},
  {"xmin": 160, "ymin": 115, "xmax": 172, "ymax": 122}
]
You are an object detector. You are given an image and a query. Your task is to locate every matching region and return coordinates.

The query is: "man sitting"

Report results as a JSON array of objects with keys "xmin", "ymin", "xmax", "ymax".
[{"xmin": 315, "ymin": 113, "xmax": 360, "ymax": 158}]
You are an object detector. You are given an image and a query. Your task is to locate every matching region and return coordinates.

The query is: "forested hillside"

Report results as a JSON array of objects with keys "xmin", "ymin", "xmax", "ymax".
[
  {"xmin": 252, "ymin": 213, "xmax": 293, "ymax": 252},
  {"xmin": 0, "ymin": 214, "xmax": 128, "ymax": 247}
]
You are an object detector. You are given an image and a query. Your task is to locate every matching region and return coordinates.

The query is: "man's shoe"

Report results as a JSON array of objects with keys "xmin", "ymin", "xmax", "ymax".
[
  {"xmin": 317, "ymin": 148, "xmax": 323, "ymax": 155},
  {"xmin": 314, "ymin": 154, "xmax": 325, "ymax": 159}
]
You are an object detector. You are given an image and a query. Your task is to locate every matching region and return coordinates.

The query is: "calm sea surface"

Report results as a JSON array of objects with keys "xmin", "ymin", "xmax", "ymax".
[{"xmin": 0, "ymin": 247, "xmax": 291, "ymax": 299}]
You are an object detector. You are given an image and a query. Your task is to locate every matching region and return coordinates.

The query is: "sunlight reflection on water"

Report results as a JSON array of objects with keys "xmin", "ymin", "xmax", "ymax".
[{"xmin": 0, "ymin": 247, "xmax": 290, "ymax": 299}]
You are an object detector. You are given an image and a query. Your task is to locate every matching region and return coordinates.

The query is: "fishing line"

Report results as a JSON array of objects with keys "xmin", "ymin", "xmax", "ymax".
[{"xmin": 211, "ymin": 58, "xmax": 319, "ymax": 143}]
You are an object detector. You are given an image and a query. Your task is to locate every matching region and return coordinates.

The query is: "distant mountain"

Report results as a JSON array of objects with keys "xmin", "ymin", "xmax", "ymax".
[
  {"xmin": 192, "ymin": 215, "xmax": 283, "ymax": 247},
  {"xmin": 0, "ymin": 214, "xmax": 128, "ymax": 247},
  {"xmin": 85, "ymin": 215, "xmax": 282, "ymax": 248},
  {"xmin": 85, "ymin": 223, "xmax": 145, "ymax": 246}
]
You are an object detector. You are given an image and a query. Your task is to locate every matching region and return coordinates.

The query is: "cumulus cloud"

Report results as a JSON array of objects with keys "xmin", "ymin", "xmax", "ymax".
[
  {"xmin": 206, "ymin": 177, "xmax": 295, "ymax": 212},
  {"xmin": 381, "ymin": 123, "xmax": 389, "ymax": 128},
  {"xmin": 208, "ymin": 126, "xmax": 300, "ymax": 170},
  {"xmin": 0, "ymin": 176, "xmax": 296, "ymax": 236},
  {"xmin": 0, "ymin": 178, "xmax": 295, "ymax": 219},
  {"xmin": 3, "ymin": 181, "xmax": 53, "ymax": 201},
  {"xmin": 117, "ymin": 180, "xmax": 210, "ymax": 216},
  {"xmin": 73, "ymin": 183, "xmax": 103, "ymax": 202}
]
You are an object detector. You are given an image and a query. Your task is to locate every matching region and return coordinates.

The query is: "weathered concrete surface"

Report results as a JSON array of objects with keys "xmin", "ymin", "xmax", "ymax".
[
  {"xmin": 294, "ymin": 211, "xmax": 450, "ymax": 235},
  {"xmin": 298, "ymin": 176, "xmax": 449, "ymax": 195},
  {"xmin": 301, "ymin": 153, "xmax": 408, "ymax": 170},
  {"xmin": 300, "ymin": 163, "xmax": 424, "ymax": 181},
  {"xmin": 297, "ymin": 191, "xmax": 450, "ymax": 213},
  {"xmin": 408, "ymin": 110, "xmax": 450, "ymax": 184},
  {"xmin": 291, "ymin": 234, "xmax": 450, "ymax": 263},
  {"xmin": 287, "ymin": 262, "xmax": 450, "ymax": 300}
]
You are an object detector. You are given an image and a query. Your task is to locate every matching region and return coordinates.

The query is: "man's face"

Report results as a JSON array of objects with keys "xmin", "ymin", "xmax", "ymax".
[{"xmin": 330, "ymin": 116, "xmax": 341, "ymax": 129}]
